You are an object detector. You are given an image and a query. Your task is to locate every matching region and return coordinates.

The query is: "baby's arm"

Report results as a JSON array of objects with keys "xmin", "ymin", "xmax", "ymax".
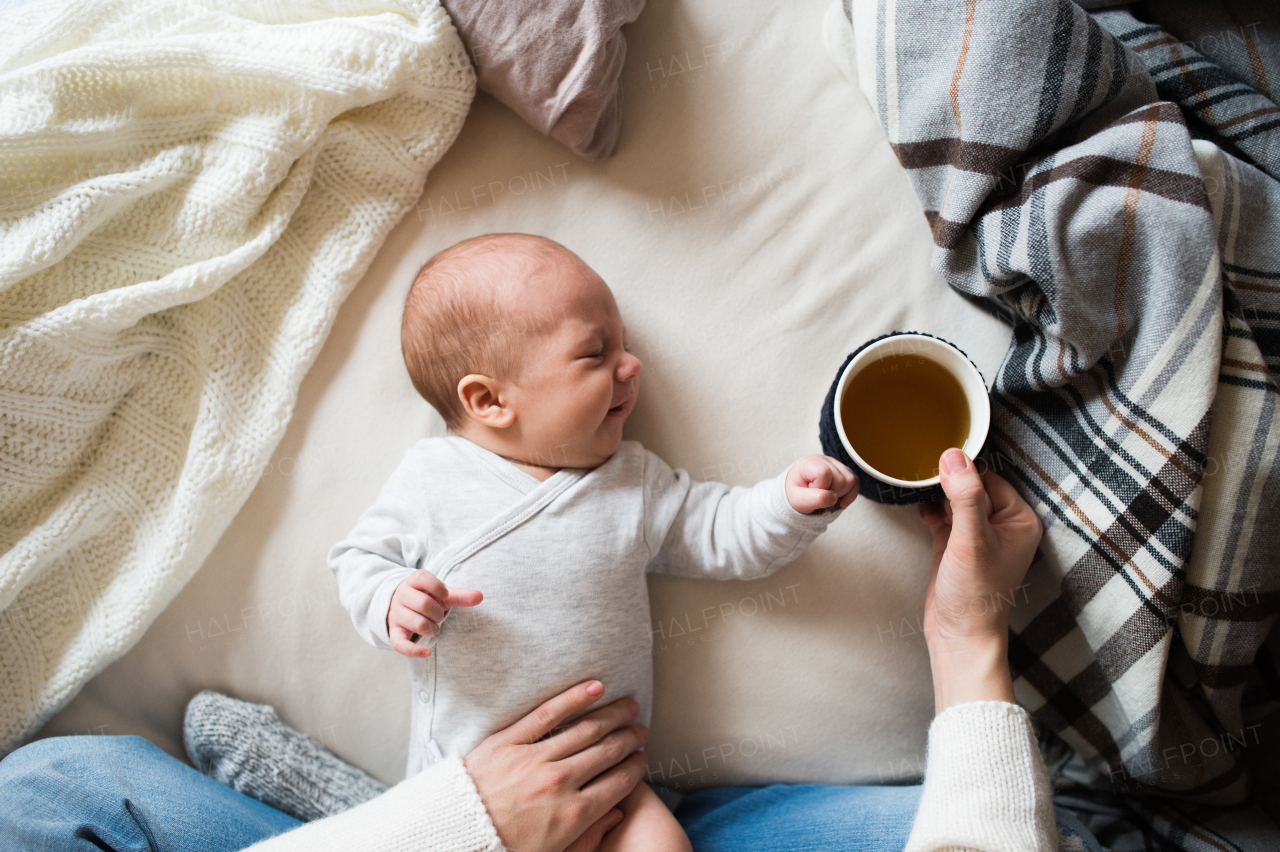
[
  {"xmin": 327, "ymin": 447, "xmax": 478, "ymax": 654},
  {"xmin": 643, "ymin": 451, "xmax": 858, "ymax": 581}
]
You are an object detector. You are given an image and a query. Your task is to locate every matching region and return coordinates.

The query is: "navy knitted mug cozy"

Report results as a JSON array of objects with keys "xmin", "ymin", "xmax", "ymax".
[{"xmin": 818, "ymin": 331, "xmax": 989, "ymax": 506}]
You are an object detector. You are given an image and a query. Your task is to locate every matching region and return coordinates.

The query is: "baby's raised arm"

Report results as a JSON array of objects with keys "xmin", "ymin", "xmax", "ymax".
[{"xmin": 643, "ymin": 450, "xmax": 856, "ymax": 582}]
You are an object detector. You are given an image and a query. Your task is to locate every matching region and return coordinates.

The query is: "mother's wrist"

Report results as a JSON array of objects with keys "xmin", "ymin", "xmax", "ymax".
[
  {"xmin": 926, "ymin": 631, "xmax": 1016, "ymax": 714},
  {"xmin": 925, "ymin": 624, "xmax": 1008, "ymax": 655}
]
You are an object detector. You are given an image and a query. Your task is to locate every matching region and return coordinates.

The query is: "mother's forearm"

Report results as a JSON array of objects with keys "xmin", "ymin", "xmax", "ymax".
[
  {"xmin": 926, "ymin": 633, "xmax": 1016, "ymax": 714},
  {"xmin": 245, "ymin": 757, "xmax": 501, "ymax": 852}
]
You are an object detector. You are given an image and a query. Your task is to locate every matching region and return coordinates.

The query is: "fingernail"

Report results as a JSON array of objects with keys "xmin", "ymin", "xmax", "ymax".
[
  {"xmin": 940, "ymin": 448, "xmax": 969, "ymax": 475},
  {"xmin": 628, "ymin": 699, "xmax": 640, "ymax": 715},
  {"xmin": 586, "ymin": 680, "xmax": 603, "ymax": 696}
]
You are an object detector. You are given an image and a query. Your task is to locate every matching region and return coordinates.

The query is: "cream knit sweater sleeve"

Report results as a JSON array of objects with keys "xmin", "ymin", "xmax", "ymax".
[
  {"xmin": 245, "ymin": 756, "xmax": 504, "ymax": 852},
  {"xmin": 905, "ymin": 701, "xmax": 1059, "ymax": 852}
]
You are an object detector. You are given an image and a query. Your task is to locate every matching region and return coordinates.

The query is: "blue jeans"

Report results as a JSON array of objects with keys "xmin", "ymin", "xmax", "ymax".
[
  {"xmin": 1, "ymin": 735, "xmax": 1101, "ymax": 852},
  {"xmin": 0, "ymin": 735, "xmax": 298, "ymax": 851},
  {"xmin": 675, "ymin": 784, "xmax": 1104, "ymax": 852},
  {"xmin": 676, "ymin": 784, "xmax": 922, "ymax": 851}
]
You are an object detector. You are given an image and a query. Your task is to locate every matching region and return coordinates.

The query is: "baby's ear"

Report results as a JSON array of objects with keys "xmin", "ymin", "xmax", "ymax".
[{"xmin": 456, "ymin": 374, "xmax": 514, "ymax": 428}]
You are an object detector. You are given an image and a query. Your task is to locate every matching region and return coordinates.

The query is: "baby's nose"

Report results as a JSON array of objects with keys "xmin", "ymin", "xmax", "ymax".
[{"xmin": 617, "ymin": 352, "xmax": 642, "ymax": 379}]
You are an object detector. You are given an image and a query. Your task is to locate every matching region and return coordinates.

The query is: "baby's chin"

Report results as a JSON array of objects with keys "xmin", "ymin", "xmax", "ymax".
[{"xmin": 561, "ymin": 429, "xmax": 625, "ymax": 469}]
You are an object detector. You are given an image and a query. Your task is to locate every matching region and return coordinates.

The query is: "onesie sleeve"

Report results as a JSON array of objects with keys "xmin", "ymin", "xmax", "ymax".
[
  {"xmin": 245, "ymin": 756, "xmax": 503, "ymax": 852},
  {"xmin": 905, "ymin": 701, "xmax": 1059, "ymax": 852},
  {"xmin": 643, "ymin": 449, "xmax": 839, "ymax": 581},
  {"xmin": 328, "ymin": 445, "xmax": 431, "ymax": 651}
]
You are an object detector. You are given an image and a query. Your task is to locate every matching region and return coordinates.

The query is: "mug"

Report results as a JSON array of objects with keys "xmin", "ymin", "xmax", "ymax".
[{"xmin": 818, "ymin": 331, "xmax": 991, "ymax": 505}]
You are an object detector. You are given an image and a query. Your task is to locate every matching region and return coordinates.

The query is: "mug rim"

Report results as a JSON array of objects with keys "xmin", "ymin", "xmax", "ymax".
[{"xmin": 833, "ymin": 333, "xmax": 991, "ymax": 489}]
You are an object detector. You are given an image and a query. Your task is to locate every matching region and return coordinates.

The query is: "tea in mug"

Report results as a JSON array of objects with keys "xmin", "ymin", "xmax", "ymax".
[{"xmin": 840, "ymin": 354, "xmax": 971, "ymax": 482}]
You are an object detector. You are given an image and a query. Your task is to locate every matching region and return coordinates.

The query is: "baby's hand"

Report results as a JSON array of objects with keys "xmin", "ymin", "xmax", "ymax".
[
  {"xmin": 387, "ymin": 571, "xmax": 483, "ymax": 658},
  {"xmin": 785, "ymin": 455, "xmax": 859, "ymax": 514}
]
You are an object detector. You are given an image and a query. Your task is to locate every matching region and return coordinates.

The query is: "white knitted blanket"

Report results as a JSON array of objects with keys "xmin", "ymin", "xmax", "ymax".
[{"xmin": 0, "ymin": 0, "xmax": 474, "ymax": 751}]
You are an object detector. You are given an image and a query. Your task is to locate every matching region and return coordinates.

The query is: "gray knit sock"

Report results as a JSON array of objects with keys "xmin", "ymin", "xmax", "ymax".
[{"xmin": 183, "ymin": 690, "xmax": 387, "ymax": 822}]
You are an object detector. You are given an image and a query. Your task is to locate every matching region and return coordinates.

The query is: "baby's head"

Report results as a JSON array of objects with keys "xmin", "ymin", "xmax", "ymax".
[{"xmin": 402, "ymin": 233, "xmax": 641, "ymax": 471}]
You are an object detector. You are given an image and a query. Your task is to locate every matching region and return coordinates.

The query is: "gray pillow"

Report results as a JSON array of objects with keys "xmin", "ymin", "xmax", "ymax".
[{"xmin": 441, "ymin": 0, "xmax": 646, "ymax": 159}]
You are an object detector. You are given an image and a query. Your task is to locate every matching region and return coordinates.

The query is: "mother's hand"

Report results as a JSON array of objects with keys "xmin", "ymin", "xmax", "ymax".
[
  {"xmin": 464, "ymin": 680, "xmax": 649, "ymax": 852},
  {"xmin": 916, "ymin": 448, "xmax": 1043, "ymax": 712}
]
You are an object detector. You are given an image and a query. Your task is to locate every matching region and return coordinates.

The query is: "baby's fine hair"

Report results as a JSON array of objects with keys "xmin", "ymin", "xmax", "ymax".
[{"xmin": 401, "ymin": 233, "xmax": 585, "ymax": 428}]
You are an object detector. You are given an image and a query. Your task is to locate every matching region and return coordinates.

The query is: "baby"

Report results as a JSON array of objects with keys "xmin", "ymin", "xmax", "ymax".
[{"xmin": 328, "ymin": 233, "xmax": 858, "ymax": 851}]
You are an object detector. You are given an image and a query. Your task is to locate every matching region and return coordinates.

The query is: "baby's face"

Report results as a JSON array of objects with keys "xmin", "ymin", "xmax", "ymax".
[{"xmin": 505, "ymin": 259, "xmax": 641, "ymax": 469}]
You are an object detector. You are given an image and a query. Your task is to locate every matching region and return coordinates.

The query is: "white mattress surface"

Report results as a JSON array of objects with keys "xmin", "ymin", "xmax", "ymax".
[{"xmin": 43, "ymin": 0, "xmax": 1013, "ymax": 792}]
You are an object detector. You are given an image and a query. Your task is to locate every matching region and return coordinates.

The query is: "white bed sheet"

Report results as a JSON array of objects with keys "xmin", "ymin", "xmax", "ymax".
[{"xmin": 42, "ymin": 0, "xmax": 1013, "ymax": 792}]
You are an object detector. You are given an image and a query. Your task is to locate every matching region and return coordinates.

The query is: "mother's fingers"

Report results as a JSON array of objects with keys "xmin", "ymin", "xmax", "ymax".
[
  {"xmin": 917, "ymin": 498, "xmax": 947, "ymax": 526},
  {"xmin": 925, "ymin": 464, "xmax": 1025, "ymax": 528},
  {"xmin": 538, "ymin": 697, "xmax": 642, "ymax": 762},
  {"xmin": 501, "ymin": 680, "xmax": 606, "ymax": 745},
  {"xmin": 560, "ymin": 722, "xmax": 650, "ymax": 787},
  {"xmin": 981, "ymin": 469, "xmax": 1028, "ymax": 518},
  {"xmin": 981, "ymin": 470, "xmax": 1044, "ymax": 544},
  {"xmin": 917, "ymin": 499, "xmax": 952, "ymax": 566},
  {"xmin": 577, "ymin": 751, "xmax": 648, "ymax": 823}
]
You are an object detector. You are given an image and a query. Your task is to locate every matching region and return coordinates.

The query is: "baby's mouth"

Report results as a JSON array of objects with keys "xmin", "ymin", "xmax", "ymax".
[{"xmin": 606, "ymin": 383, "xmax": 638, "ymax": 420}]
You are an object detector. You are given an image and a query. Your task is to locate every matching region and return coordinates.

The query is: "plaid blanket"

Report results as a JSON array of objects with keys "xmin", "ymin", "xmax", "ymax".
[{"xmin": 843, "ymin": 0, "xmax": 1280, "ymax": 847}]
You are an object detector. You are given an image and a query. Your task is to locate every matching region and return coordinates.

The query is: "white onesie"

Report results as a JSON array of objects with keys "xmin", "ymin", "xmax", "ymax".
[{"xmin": 329, "ymin": 436, "xmax": 837, "ymax": 778}]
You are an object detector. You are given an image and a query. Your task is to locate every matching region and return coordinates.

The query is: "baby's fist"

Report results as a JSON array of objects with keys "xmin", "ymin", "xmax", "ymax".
[
  {"xmin": 387, "ymin": 571, "xmax": 483, "ymax": 659},
  {"xmin": 785, "ymin": 455, "xmax": 859, "ymax": 514}
]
